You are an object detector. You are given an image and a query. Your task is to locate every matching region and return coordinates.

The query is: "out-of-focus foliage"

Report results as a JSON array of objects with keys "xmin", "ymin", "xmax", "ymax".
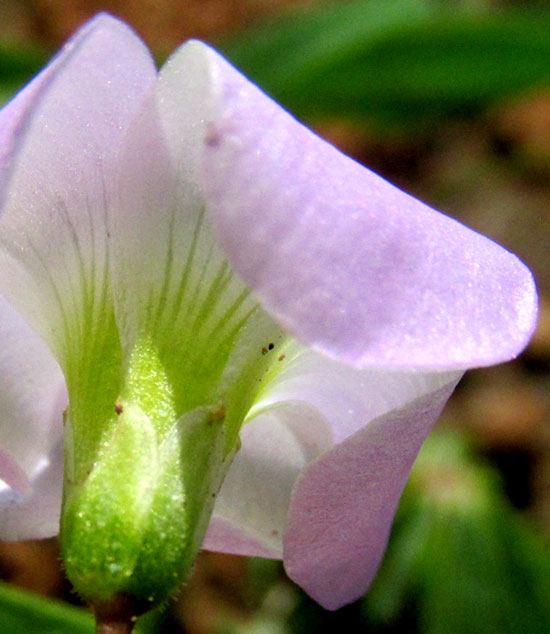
[
  {"xmin": 0, "ymin": 581, "xmax": 93, "ymax": 634},
  {"xmin": 364, "ymin": 430, "xmax": 550, "ymax": 634},
  {"xmin": 220, "ymin": 0, "xmax": 550, "ymax": 127},
  {"xmin": 0, "ymin": 580, "xmax": 168, "ymax": 633},
  {"xmin": 0, "ymin": 41, "xmax": 46, "ymax": 105},
  {"xmin": 3, "ymin": 0, "xmax": 550, "ymax": 128}
]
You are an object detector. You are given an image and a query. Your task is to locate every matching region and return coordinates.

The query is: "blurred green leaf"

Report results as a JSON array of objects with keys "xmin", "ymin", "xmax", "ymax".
[
  {"xmin": 0, "ymin": 41, "xmax": 47, "ymax": 105},
  {"xmin": 220, "ymin": 0, "xmax": 550, "ymax": 127},
  {"xmin": 364, "ymin": 431, "xmax": 550, "ymax": 634},
  {"xmin": 0, "ymin": 581, "xmax": 168, "ymax": 633},
  {"xmin": 0, "ymin": 582, "xmax": 93, "ymax": 634}
]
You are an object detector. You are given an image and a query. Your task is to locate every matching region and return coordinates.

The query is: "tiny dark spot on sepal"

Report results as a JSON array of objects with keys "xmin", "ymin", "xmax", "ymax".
[
  {"xmin": 114, "ymin": 401, "xmax": 124, "ymax": 415},
  {"xmin": 209, "ymin": 404, "xmax": 226, "ymax": 425}
]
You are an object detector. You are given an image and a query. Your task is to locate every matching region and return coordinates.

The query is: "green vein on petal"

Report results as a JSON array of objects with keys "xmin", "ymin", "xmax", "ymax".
[{"xmin": 111, "ymin": 193, "xmax": 290, "ymax": 449}]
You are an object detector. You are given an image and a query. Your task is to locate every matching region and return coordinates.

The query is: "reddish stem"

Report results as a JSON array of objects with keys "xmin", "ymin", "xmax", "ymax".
[
  {"xmin": 93, "ymin": 593, "xmax": 145, "ymax": 634},
  {"xmin": 95, "ymin": 621, "xmax": 135, "ymax": 634}
]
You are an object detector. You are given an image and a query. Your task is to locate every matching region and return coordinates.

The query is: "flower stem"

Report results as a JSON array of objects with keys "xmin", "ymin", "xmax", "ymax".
[
  {"xmin": 95, "ymin": 622, "xmax": 135, "ymax": 634},
  {"xmin": 93, "ymin": 593, "xmax": 144, "ymax": 634}
]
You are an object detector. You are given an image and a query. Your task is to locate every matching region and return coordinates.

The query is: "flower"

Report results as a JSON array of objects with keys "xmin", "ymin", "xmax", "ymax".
[{"xmin": 0, "ymin": 14, "xmax": 537, "ymax": 613}]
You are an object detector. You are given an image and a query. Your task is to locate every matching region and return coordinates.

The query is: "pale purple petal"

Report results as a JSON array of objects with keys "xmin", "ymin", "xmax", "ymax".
[
  {"xmin": 0, "ymin": 14, "xmax": 110, "ymax": 209},
  {"xmin": 205, "ymin": 517, "xmax": 281, "ymax": 560},
  {"xmin": 0, "ymin": 295, "xmax": 67, "ymax": 539},
  {"xmin": 0, "ymin": 15, "xmax": 156, "ymax": 356},
  {"xmin": 0, "ymin": 447, "xmax": 30, "ymax": 497},
  {"xmin": 283, "ymin": 379, "xmax": 458, "ymax": 609},
  {"xmin": 0, "ymin": 77, "xmax": 50, "ymax": 211},
  {"xmin": 109, "ymin": 41, "xmax": 286, "ymax": 401},
  {"xmin": 204, "ymin": 346, "xmax": 461, "ymax": 605},
  {"xmin": 248, "ymin": 346, "xmax": 460, "ymax": 444},
  {"xmin": 111, "ymin": 67, "xmax": 272, "ymax": 361},
  {"xmin": 0, "ymin": 440, "xmax": 64, "ymax": 540},
  {"xmin": 167, "ymin": 41, "xmax": 536, "ymax": 370},
  {"xmin": 204, "ymin": 400, "xmax": 332, "ymax": 558}
]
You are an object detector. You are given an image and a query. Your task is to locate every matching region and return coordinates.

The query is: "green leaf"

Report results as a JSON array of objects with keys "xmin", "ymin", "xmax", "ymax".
[
  {"xmin": 364, "ymin": 430, "xmax": 550, "ymax": 634},
  {"xmin": 220, "ymin": 0, "xmax": 550, "ymax": 127},
  {"xmin": 0, "ymin": 581, "xmax": 169, "ymax": 633},
  {"xmin": 0, "ymin": 582, "xmax": 93, "ymax": 634},
  {"xmin": 0, "ymin": 40, "xmax": 47, "ymax": 106}
]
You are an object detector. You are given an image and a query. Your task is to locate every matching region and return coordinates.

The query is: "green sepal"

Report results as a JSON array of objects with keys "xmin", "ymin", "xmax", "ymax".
[{"xmin": 61, "ymin": 401, "xmax": 231, "ymax": 607}]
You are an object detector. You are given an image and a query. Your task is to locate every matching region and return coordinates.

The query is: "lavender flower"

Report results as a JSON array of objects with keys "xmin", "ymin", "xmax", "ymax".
[{"xmin": 0, "ymin": 14, "xmax": 536, "ymax": 613}]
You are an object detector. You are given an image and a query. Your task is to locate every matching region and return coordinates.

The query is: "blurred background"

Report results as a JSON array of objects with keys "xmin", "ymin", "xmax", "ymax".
[{"xmin": 0, "ymin": 0, "xmax": 549, "ymax": 632}]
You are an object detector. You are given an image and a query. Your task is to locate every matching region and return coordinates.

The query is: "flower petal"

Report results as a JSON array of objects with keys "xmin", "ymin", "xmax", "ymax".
[
  {"xmin": 0, "ymin": 14, "xmax": 156, "ymax": 362},
  {"xmin": 0, "ymin": 441, "xmax": 64, "ymax": 540},
  {"xmin": 111, "ymin": 41, "xmax": 286, "ymax": 441},
  {"xmin": 248, "ymin": 346, "xmax": 460, "ymax": 444},
  {"xmin": 205, "ymin": 345, "xmax": 461, "ymax": 598},
  {"xmin": 0, "ymin": 16, "xmax": 120, "ymax": 209},
  {"xmin": 111, "ymin": 75, "xmax": 260, "ymax": 365},
  {"xmin": 0, "ymin": 447, "xmax": 30, "ymax": 498},
  {"xmin": 204, "ymin": 400, "xmax": 332, "ymax": 558},
  {"xmin": 171, "ymin": 41, "xmax": 536, "ymax": 370},
  {"xmin": 0, "ymin": 294, "xmax": 67, "ymax": 539},
  {"xmin": 283, "ymin": 378, "xmax": 459, "ymax": 609},
  {"xmin": 0, "ymin": 71, "xmax": 53, "ymax": 210},
  {"xmin": 205, "ymin": 516, "xmax": 281, "ymax": 559}
]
